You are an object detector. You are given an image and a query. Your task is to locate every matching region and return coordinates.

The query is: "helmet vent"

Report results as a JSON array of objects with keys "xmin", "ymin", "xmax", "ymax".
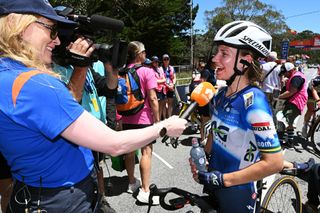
[
  {"xmin": 263, "ymin": 40, "xmax": 271, "ymax": 50},
  {"xmin": 226, "ymin": 26, "xmax": 248, "ymax": 38},
  {"xmin": 219, "ymin": 22, "xmax": 241, "ymax": 37}
]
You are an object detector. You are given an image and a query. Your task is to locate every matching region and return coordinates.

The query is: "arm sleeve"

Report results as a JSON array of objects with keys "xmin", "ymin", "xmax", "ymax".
[
  {"xmin": 290, "ymin": 76, "xmax": 305, "ymax": 90},
  {"xmin": 11, "ymin": 74, "xmax": 84, "ymax": 139}
]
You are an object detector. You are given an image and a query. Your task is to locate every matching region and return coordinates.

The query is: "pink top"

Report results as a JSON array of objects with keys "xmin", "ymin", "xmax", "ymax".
[
  {"xmin": 153, "ymin": 66, "xmax": 165, "ymax": 93},
  {"xmin": 122, "ymin": 63, "xmax": 157, "ymax": 125},
  {"xmin": 285, "ymin": 71, "xmax": 307, "ymax": 113}
]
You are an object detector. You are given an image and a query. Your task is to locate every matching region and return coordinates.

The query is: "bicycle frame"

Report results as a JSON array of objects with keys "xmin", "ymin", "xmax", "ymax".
[{"xmin": 147, "ymin": 184, "xmax": 216, "ymax": 213}]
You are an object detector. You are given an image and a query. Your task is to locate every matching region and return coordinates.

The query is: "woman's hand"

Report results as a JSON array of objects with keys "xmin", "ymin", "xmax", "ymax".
[{"xmin": 67, "ymin": 37, "xmax": 95, "ymax": 58}]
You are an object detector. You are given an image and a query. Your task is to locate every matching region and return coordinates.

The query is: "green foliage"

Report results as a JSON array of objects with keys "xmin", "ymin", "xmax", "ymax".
[
  {"xmin": 196, "ymin": 0, "xmax": 288, "ymax": 59},
  {"xmin": 51, "ymin": 0, "xmax": 198, "ymax": 65}
]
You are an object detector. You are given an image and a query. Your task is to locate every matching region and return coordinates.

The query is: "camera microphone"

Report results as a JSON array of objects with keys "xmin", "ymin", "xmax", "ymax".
[
  {"xmin": 162, "ymin": 82, "xmax": 216, "ymax": 143},
  {"xmin": 90, "ymin": 15, "xmax": 124, "ymax": 32},
  {"xmin": 67, "ymin": 14, "xmax": 124, "ymax": 32}
]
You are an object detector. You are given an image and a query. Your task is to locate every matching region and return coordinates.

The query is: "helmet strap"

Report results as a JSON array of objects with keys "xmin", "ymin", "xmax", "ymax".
[{"xmin": 226, "ymin": 49, "xmax": 251, "ymax": 86}]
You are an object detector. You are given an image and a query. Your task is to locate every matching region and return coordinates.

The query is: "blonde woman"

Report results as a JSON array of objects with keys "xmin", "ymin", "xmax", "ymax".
[{"xmin": 0, "ymin": 1, "xmax": 186, "ymax": 212}]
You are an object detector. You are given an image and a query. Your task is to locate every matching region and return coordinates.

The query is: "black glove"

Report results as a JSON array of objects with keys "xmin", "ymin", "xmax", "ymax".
[{"xmin": 198, "ymin": 170, "xmax": 224, "ymax": 189}]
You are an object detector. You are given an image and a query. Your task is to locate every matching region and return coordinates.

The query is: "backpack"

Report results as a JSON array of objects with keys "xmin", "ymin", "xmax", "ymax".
[{"xmin": 116, "ymin": 64, "xmax": 144, "ymax": 116}]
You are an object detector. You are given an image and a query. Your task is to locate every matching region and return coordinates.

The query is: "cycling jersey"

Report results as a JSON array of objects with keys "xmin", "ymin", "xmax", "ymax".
[{"xmin": 208, "ymin": 85, "xmax": 281, "ymax": 212}]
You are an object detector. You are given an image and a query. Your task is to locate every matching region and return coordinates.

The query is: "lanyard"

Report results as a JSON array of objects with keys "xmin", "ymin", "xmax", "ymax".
[{"xmin": 84, "ymin": 75, "xmax": 93, "ymax": 94}]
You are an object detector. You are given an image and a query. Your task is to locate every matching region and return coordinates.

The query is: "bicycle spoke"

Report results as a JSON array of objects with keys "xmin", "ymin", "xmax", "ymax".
[
  {"xmin": 311, "ymin": 119, "xmax": 320, "ymax": 153},
  {"xmin": 263, "ymin": 182, "xmax": 299, "ymax": 213}
]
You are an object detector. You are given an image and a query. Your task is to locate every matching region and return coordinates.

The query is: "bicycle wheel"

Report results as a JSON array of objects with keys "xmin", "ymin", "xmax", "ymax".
[
  {"xmin": 261, "ymin": 176, "xmax": 302, "ymax": 213},
  {"xmin": 310, "ymin": 116, "xmax": 320, "ymax": 153}
]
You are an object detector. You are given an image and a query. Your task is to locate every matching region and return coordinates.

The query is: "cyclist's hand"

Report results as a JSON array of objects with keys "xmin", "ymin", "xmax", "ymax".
[
  {"xmin": 198, "ymin": 170, "xmax": 224, "ymax": 188},
  {"xmin": 189, "ymin": 158, "xmax": 199, "ymax": 182}
]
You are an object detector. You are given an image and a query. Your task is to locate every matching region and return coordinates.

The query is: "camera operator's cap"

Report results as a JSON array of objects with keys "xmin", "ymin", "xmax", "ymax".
[
  {"xmin": 151, "ymin": 56, "xmax": 159, "ymax": 62},
  {"xmin": 283, "ymin": 62, "xmax": 295, "ymax": 72},
  {"xmin": 0, "ymin": 0, "xmax": 75, "ymax": 24}
]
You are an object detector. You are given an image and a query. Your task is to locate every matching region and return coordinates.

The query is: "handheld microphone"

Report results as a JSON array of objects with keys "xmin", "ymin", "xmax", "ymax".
[
  {"xmin": 67, "ymin": 14, "xmax": 124, "ymax": 32},
  {"xmin": 162, "ymin": 82, "xmax": 216, "ymax": 143}
]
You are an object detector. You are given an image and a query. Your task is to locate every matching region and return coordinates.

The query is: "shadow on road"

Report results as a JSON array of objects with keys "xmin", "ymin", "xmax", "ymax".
[
  {"xmin": 104, "ymin": 175, "xmax": 129, "ymax": 196},
  {"xmin": 293, "ymin": 133, "xmax": 320, "ymax": 159}
]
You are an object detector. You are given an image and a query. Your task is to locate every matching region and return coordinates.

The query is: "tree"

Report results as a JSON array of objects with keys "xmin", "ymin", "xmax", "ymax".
[
  {"xmin": 195, "ymin": 0, "xmax": 288, "ymax": 60},
  {"xmin": 51, "ymin": 0, "xmax": 198, "ymax": 64}
]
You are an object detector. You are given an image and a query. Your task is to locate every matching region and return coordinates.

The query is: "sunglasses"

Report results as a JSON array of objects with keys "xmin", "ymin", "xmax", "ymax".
[
  {"xmin": 35, "ymin": 20, "xmax": 58, "ymax": 40},
  {"xmin": 163, "ymin": 58, "xmax": 169, "ymax": 61}
]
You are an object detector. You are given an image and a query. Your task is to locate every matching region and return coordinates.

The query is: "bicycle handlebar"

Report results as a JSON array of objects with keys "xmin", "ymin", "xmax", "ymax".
[{"xmin": 149, "ymin": 184, "xmax": 216, "ymax": 213}]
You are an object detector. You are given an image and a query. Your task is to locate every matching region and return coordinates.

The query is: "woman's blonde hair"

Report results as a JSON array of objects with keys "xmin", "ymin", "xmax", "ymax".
[{"xmin": 0, "ymin": 13, "xmax": 55, "ymax": 75}]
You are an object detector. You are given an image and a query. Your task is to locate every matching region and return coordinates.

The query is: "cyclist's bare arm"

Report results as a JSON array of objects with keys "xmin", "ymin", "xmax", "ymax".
[{"xmin": 223, "ymin": 152, "xmax": 283, "ymax": 187}]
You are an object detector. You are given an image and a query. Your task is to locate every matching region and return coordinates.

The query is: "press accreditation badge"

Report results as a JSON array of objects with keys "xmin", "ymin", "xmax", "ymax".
[{"xmin": 91, "ymin": 98, "xmax": 99, "ymax": 112}]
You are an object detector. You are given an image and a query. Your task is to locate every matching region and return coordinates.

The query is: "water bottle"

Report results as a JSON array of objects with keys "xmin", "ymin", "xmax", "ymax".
[{"xmin": 190, "ymin": 138, "xmax": 207, "ymax": 172}]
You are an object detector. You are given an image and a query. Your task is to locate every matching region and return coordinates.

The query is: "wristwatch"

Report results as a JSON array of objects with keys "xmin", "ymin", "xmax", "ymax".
[
  {"xmin": 159, "ymin": 126, "xmax": 167, "ymax": 137},
  {"xmin": 156, "ymin": 123, "xmax": 167, "ymax": 137}
]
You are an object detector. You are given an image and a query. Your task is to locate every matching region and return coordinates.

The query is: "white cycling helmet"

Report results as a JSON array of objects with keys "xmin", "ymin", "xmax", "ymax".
[{"xmin": 214, "ymin": 20, "xmax": 272, "ymax": 57}]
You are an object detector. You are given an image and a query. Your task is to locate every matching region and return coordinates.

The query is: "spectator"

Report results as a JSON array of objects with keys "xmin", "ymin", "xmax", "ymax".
[
  {"xmin": 143, "ymin": 58, "xmax": 152, "ymax": 67},
  {"xmin": 190, "ymin": 61, "xmax": 205, "ymax": 93},
  {"xmin": 53, "ymin": 35, "xmax": 118, "ymax": 212},
  {"xmin": 0, "ymin": 2, "xmax": 187, "ymax": 212},
  {"xmin": 278, "ymin": 62, "xmax": 307, "ymax": 148},
  {"xmin": 302, "ymin": 65, "xmax": 320, "ymax": 138},
  {"xmin": 283, "ymin": 158, "xmax": 317, "ymax": 212},
  {"xmin": 121, "ymin": 41, "xmax": 161, "ymax": 204},
  {"xmin": 198, "ymin": 56, "xmax": 216, "ymax": 144},
  {"xmin": 151, "ymin": 56, "xmax": 166, "ymax": 120},
  {"xmin": 261, "ymin": 51, "xmax": 282, "ymax": 103},
  {"xmin": 190, "ymin": 20, "xmax": 283, "ymax": 213},
  {"xmin": 0, "ymin": 154, "xmax": 12, "ymax": 213},
  {"xmin": 160, "ymin": 54, "xmax": 176, "ymax": 118}
]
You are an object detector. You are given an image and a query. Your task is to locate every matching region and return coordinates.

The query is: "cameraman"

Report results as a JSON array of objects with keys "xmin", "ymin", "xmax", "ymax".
[{"xmin": 53, "ymin": 35, "xmax": 118, "ymax": 213}]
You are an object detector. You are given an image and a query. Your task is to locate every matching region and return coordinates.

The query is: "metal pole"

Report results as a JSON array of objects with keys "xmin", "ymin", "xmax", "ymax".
[{"xmin": 190, "ymin": 0, "xmax": 193, "ymax": 68}]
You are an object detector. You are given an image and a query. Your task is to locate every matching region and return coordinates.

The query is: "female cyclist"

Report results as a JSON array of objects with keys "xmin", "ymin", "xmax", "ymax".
[{"xmin": 190, "ymin": 20, "xmax": 284, "ymax": 213}]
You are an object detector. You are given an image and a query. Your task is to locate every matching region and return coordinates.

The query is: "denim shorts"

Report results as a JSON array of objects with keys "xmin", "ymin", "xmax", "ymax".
[{"xmin": 8, "ymin": 169, "xmax": 97, "ymax": 213}]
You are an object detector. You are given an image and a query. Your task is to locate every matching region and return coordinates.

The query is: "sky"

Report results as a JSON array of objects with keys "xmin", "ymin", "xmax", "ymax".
[{"xmin": 193, "ymin": 0, "xmax": 320, "ymax": 34}]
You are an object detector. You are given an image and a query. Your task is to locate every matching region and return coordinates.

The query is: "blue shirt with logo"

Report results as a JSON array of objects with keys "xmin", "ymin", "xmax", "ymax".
[{"xmin": 0, "ymin": 57, "xmax": 93, "ymax": 187}]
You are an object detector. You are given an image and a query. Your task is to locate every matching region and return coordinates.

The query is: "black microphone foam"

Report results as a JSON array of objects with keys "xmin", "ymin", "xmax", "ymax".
[{"xmin": 90, "ymin": 15, "xmax": 124, "ymax": 32}]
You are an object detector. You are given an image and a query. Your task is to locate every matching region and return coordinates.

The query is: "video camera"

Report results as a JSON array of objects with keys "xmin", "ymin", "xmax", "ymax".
[{"xmin": 53, "ymin": 6, "xmax": 127, "ymax": 69}]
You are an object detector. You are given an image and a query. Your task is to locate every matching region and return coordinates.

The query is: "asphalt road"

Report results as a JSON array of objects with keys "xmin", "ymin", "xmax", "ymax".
[{"xmin": 103, "ymin": 68, "xmax": 320, "ymax": 213}]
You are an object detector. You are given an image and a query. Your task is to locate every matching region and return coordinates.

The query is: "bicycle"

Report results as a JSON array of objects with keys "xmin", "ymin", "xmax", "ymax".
[
  {"xmin": 148, "ymin": 167, "xmax": 302, "ymax": 213},
  {"xmin": 302, "ymin": 102, "xmax": 320, "ymax": 154},
  {"xmin": 260, "ymin": 168, "xmax": 302, "ymax": 213},
  {"xmin": 147, "ymin": 184, "xmax": 216, "ymax": 213}
]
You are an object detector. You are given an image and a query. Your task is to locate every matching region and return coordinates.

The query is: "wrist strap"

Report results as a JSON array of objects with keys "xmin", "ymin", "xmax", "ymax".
[{"xmin": 66, "ymin": 51, "xmax": 92, "ymax": 67}]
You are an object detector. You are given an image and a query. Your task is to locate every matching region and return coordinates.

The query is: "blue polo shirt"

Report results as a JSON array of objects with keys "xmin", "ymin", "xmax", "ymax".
[{"xmin": 0, "ymin": 57, "xmax": 94, "ymax": 187}]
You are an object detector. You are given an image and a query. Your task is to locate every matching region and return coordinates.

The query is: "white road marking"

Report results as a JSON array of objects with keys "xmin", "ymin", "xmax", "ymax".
[{"xmin": 152, "ymin": 151, "xmax": 174, "ymax": 169}]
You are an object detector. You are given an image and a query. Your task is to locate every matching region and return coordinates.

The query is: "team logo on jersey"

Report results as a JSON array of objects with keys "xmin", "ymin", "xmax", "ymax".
[
  {"xmin": 243, "ymin": 92, "xmax": 254, "ymax": 109},
  {"xmin": 252, "ymin": 122, "xmax": 271, "ymax": 131}
]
